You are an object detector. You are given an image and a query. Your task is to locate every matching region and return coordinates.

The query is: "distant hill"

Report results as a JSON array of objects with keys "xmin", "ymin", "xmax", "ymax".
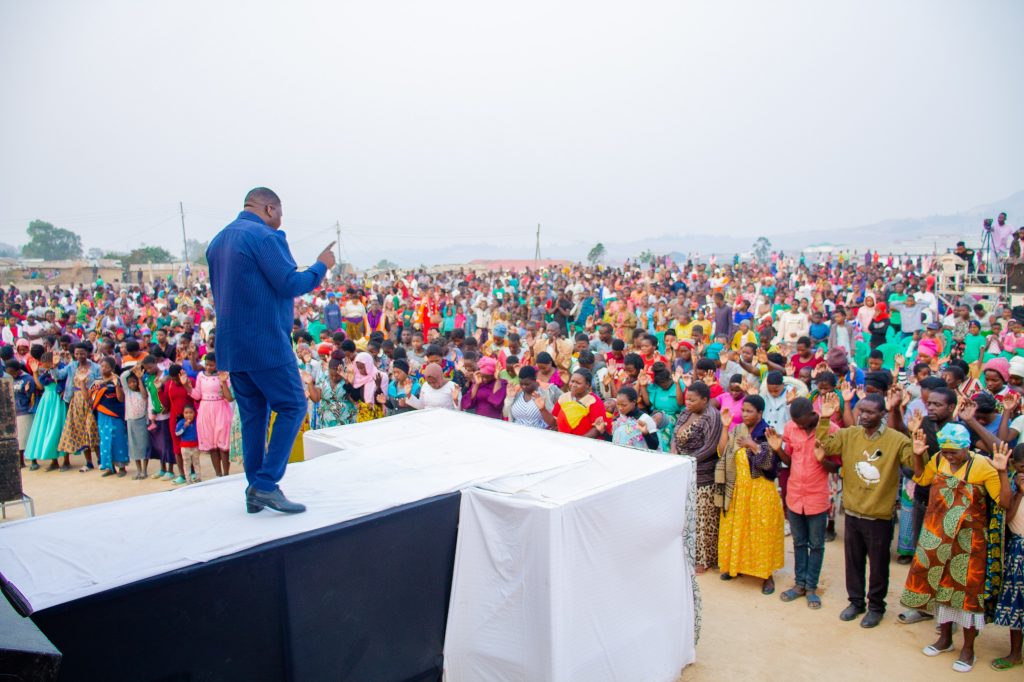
[{"xmin": 369, "ymin": 190, "xmax": 1024, "ymax": 267}]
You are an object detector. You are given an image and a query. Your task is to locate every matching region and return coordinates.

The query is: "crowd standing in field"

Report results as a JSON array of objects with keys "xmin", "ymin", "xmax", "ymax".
[{"xmin": 5, "ymin": 219, "xmax": 1024, "ymax": 673}]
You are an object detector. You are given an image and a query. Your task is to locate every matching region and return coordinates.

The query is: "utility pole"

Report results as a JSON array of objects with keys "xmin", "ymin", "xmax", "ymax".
[
  {"xmin": 335, "ymin": 221, "xmax": 342, "ymax": 276},
  {"xmin": 534, "ymin": 223, "xmax": 541, "ymax": 265},
  {"xmin": 180, "ymin": 201, "xmax": 190, "ymax": 287}
]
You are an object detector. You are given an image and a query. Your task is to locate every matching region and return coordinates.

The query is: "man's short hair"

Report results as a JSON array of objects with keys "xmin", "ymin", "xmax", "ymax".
[{"xmin": 244, "ymin": 187, "xmax": 280, "ymax": 207}]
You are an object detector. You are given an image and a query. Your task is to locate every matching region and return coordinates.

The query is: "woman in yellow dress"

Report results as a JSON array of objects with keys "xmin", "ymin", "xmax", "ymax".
[{"xmin": 715, "ymin": 394, "xmax": 785, "ymax": 594}]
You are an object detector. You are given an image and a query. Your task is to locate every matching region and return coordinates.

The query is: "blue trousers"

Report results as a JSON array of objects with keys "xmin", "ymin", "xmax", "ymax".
[
  {"xmin": 788, "ymin": 510, "xmax": 827, "ymax": 590},
  {"xmin": 230, "ymin": 362, "xmax": 307, "ymax": 493}
]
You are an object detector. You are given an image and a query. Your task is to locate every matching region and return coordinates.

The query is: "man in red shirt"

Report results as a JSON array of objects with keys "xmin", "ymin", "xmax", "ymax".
[{"xmin": 766, "ymin": 397, "xmax": 839, "ymax": 610}]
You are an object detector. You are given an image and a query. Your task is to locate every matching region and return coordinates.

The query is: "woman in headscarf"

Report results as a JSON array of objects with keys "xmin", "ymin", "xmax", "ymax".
[
  {"xmin": 867, "ymin": 302, "xmax": 890, "ymax": 350},
  {"xmin": 715, "ymin": 394, "xmax": 784, "ymax": 594},
  {"xmin": 902, "ymin": 426, "xmax": 1011, "ymax": 673},
  {"xmin": 386, "ymin": 359, "xmax": 420, "ymax": 415},
  {"xmin": 461, "ymin": 355, "xmax": 507, "ymax": 419},
  {"xmin": 504, "ymin": 365, "xmax": 558, "ymax": 429},
  {"xmin": 599, "ymin": 386, "xmax": 659, "ymax": 450},
  {"xmin": 856, "ymin": 295, "xmax": 877, "ymax": 334},
  {"xmin": 345, "ymin": 351, "xmax": 387, "ymax": 422},
  {"xmin": 982, "ymin": 357, "xmax": 1012, "ymax": 402},
  {"xmin": 672, "ymin": 380, "xmax": 724, "ymax": 574},
  {"xmin": 404, "ymin": 362, "xmax": 460, "ymax": 410},
  {"xmin": 551, "ymin": 369, "xmax": 607, "ymax": 437}
]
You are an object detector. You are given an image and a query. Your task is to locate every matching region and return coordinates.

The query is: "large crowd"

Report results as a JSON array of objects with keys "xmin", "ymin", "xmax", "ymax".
[{"xmin": 5, "ymin": 221, "xmax": 1024, "ymax": 673}]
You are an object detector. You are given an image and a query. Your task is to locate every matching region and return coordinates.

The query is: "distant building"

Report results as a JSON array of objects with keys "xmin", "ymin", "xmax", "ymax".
[
  {"xmin": 128, "ymin": 262, "xmax": 210, "ymax": 285},
  {"xmin": 3, "ymin": 258, "xmax": 124, "ymax": 286},
  {"xmin": 467, "ymin": 259, "xmax": 573, "ymax": 272}
]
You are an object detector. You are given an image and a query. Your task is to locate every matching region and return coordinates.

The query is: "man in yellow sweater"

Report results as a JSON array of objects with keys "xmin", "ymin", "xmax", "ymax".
[{"xmin": 817, "ymin": 392, "xmax": 914, "ymax": 628}]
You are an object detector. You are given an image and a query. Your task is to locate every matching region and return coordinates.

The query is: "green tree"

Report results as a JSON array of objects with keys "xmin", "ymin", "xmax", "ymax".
[
  {"xmin": 123, "ymin": 245, "xmax": 174, "ymax": 266},
  {"xmin": 183, "ymin": 238, "xmax": 209, "ymax": 265},
  {"xmin": 637, "ymin": 249, "xmax": 656, "ymax": 264},
  {"xmin": 0, "ymin": 242, "xmax": 19, "ymax": 258},
  {"xmin": 587, "ymin": 242, "xmax": 606, "ymax": 265},
  {"xmin": 21, "ymin": 220, "xmax": 83, "ymax": 260},
  {"xmin": 374, "ymin": 258, "xmax": 398, "ymax": 270},
  {"xmin": 752, "ymin": 236, "xmax": 772, "ymax": 264}
]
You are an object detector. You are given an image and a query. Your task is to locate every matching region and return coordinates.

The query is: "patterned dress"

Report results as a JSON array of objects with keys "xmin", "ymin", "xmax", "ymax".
[
  {"xmin": 313, "ymin": 375, "xmax": 357, "ymax": 429},
  {"xmin": 57, "ymin": 371, "xmax": 99, "ymax": 456},
  {"xmin": 672, "ymin": 407, "xmax": 724, "ymax": 569},
  {"xmin": 900, "ymin": 454, "xmax": 1001, "ymax": 629}
]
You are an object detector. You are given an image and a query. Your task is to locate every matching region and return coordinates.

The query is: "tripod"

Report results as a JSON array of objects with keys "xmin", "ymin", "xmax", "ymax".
[{"xmin": 978, "ymin": 224, "xmax": 995, "ymax": 281}]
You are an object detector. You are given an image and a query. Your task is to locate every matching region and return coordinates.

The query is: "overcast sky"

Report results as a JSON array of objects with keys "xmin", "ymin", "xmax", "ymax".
[{"xmin": 1, "ymin": 0, "xmax": 1021, "ymax": 265}]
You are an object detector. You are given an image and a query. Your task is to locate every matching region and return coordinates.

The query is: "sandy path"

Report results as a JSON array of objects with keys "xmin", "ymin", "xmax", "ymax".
[{"xmin": 2, "ymin": 465, "xmax": 1012, "ymax": 680}]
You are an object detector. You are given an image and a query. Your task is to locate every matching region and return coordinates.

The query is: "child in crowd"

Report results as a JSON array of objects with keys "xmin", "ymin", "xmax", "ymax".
[{"xmin": 175, "ymin": 404, "xmax": 201, "ymax": 484}]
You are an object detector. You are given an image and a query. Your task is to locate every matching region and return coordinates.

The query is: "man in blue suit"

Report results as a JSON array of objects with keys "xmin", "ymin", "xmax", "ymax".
[{"xmin": 207, "ymin": 187, "xmax": 335, "ymax": 514}]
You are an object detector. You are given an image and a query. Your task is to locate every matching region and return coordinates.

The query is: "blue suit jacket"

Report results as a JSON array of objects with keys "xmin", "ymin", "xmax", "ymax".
[{"xmin": 207, "ymin": 211, "xmax": 327, "ymax": 372}]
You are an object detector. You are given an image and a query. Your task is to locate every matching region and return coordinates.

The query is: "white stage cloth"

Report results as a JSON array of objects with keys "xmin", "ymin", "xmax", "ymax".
[
  {"xmin": 445, "ymin": 442, "xmax": 695, "ymax": 682},
  {"xmin": 0, "ymin": 412, "xmax": 588, "ymax": 613}
]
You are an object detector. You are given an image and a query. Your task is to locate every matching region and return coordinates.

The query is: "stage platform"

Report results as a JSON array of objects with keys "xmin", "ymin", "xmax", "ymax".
[{"xmin": 1, "ymin": 410, "xmax": 696, "ymax": 681}]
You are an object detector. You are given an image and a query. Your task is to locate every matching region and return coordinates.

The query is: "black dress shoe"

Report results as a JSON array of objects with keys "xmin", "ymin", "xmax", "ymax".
[
  {"xmin": 246, "ymin": 486, "xmax": 306, "ymax": 514},
  {"xmin": 860, "ymin": 611, "xmax": 883, "ymax": 628},
  {"xmin": 839, "ymin": 604, "xmax": 866, "ymax": 621}
]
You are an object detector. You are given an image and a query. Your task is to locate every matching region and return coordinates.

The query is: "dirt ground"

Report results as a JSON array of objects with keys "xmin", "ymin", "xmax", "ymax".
[{"xmin": 3, "ymin": 463, "xmax": 1013, "ymax": 680}]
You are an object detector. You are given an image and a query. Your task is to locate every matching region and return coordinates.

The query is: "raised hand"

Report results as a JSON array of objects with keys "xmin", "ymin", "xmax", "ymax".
[
  {"xmin": 742, "ymin": 379, "xmax": 758, "ymax": 395},
  {"xmin": 957, "ymin": 400, "xmax": 977, "ymax": 423},
  {"xmin": 594, "ymin": 417, "xmax": 607, "ymax": 434},
  {"xmin": 886, "ymin": 385, "xmax": 903, "ymax": 411},
  {"xmin": 681, "ymin": 372, "xmax": 693, "ymax": 387},
  {"xmin": 785, "ymin": 360, "xmax": 795, "ymax": 377},
  {"xmin": 840, "ymin": 380, "xmax": 855, "ymax": 403},
  {"xmin": 1005, "ymin": 392, "xmax": 1021, "ymax": 416},
  {"xmin": 786, "ymin": 386, "xmax": 797, "ymax": 404},
  {"xmin": 993, "ymin": 440, "xmax": 1011, "ymax": 471},
  {"xmin": 533, "ymin": 393, "xmax": 546, "ymax": 411},
  {"xmin": 720, "ymin": 408, "xmax": 733, "ymax": 428},
  {"xmin": 765, "ymin": 426, "xmax": 783, "ymax": 452},
  {"xmin": 912, "ymin": 429, "xmax": 929, "ymax": 456},
  {"xmin": 907, "ymin": 409, "xmax": 924, "ymax": 435},
  {"xmin": 820, "ymin": 392, "xmax": 839, "ymax": 418}
]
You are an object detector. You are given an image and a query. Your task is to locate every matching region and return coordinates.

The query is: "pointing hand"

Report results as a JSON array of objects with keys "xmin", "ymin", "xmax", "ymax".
[{"xmin": 318, "ymin": 242, "xmax": 337, "ymax": 270}]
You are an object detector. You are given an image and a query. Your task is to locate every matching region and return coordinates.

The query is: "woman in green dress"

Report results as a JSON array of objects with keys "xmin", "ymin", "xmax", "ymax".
[
  {"xmin": 24, "ymin": 352, "xmax": 67, "ymax": 470},
  {"xmin": 639, "ymin": 361, "xmax": 685, "ymax": 452}
]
